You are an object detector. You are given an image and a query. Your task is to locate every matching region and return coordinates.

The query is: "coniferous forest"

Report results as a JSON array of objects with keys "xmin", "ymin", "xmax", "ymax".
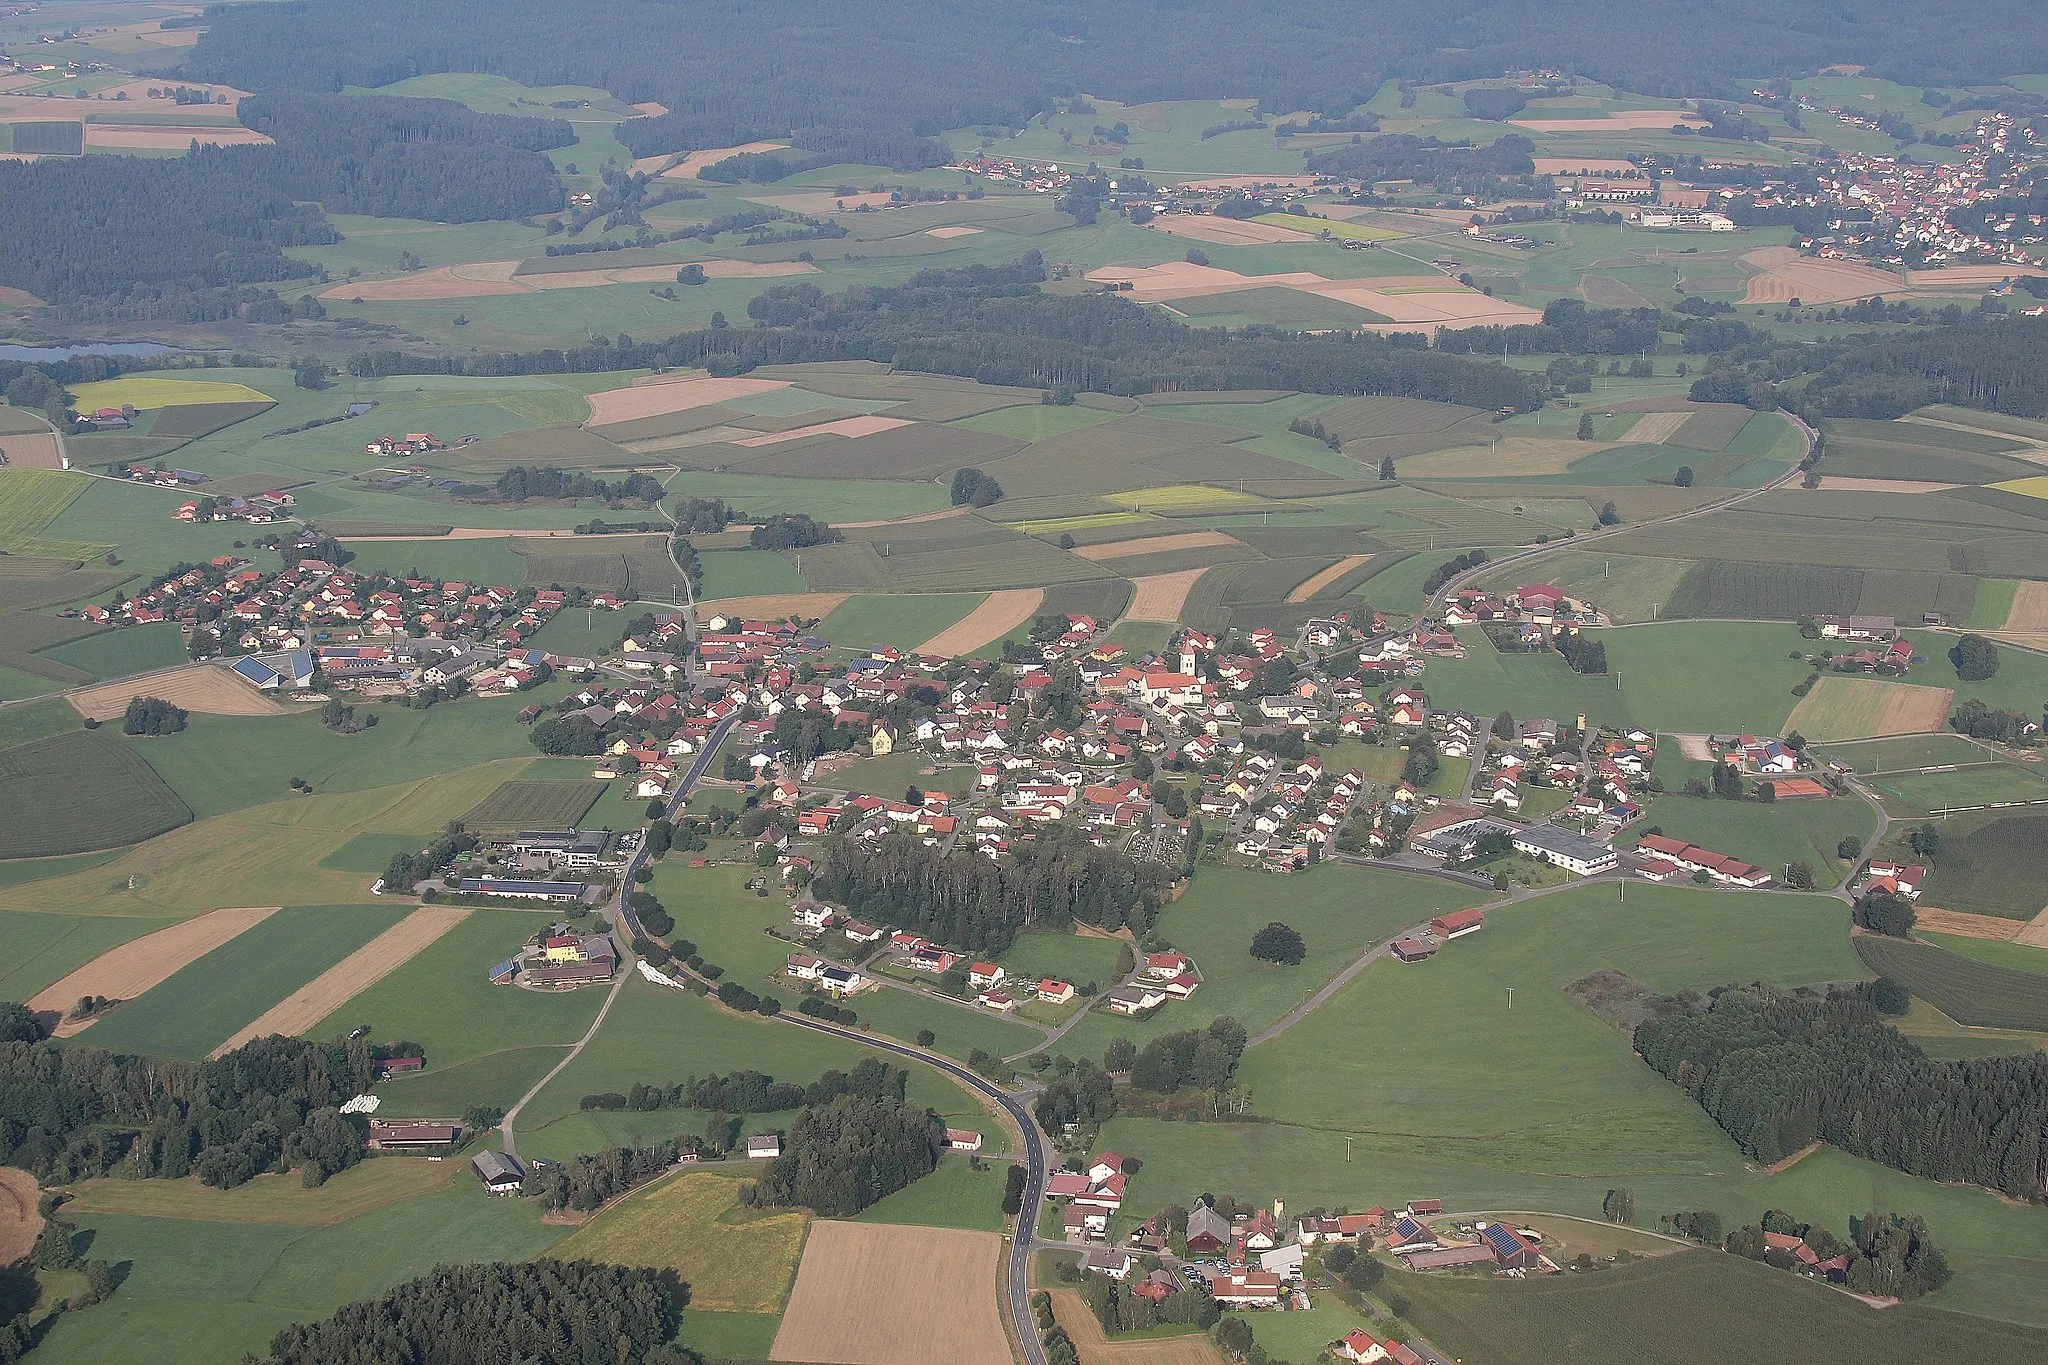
[
  {"xmin": 1633, "ymin": 985, "xmax": 2048, "ymax": 1202},
  {"xmin": 810, "ymin": 822, "xmax": 1177, "ymax": 954},
  {"xmin": 750, "ymin": 1091, "xmax": 946, "ymax": 1217}
]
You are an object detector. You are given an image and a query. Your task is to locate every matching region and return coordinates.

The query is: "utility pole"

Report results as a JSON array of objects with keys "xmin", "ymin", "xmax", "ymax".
[{"xmin": 1507, "ymin": 987, "xmax": 1514, "ymax": 1010}]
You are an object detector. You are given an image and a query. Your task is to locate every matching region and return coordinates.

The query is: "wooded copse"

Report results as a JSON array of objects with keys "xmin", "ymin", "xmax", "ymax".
[
  {"xmin": 580, "ymin": 1058, "xmax": 908, "ymax": 1116},
  {"xmin": 0, "ymin": 1033, "xmax": 380, "ymax": 1187},
  {"xmin": 1633, "ymin": 984, "xmax": 2048, "ymax": 1201},
  {"xmin": 749, "ymin": 1091, "xmax": 945, "ymax": 1217},
  {"xmin": 263, "ymin": 1260, "xmax": 686, "ymax": 1365},
  {"xmin": 810, "ymin": 823, "xmax": 1177, "ymax": 954}
]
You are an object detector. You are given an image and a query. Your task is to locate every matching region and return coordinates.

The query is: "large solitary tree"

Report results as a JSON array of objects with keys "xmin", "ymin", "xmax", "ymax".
[{"xmin": 1249, "ymin": 921, "xmax": 1305, "ymax": 965}]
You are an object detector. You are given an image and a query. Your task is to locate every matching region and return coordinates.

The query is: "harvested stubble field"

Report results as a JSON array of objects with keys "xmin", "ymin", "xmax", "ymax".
[
  {"xmin": 1853, "ymin": 936, "xmax": 2048, "ymax": 1032},
  {"xmin": 553, "ymin": 1171, "xmax": 809, "ymax": 1314},
  {"xmin": 29, "ymin": 904, "xmax": 280, "ymax": 1036},
  {"xmin": 1073, "ymin": 529, "xmax": 1243, "ymax": 561},
  {"xmin": 0, "ymin": 1169, "xmax": 37, "ymax": 1266},
  {"xmin": 772, "ymin": 1221, "xmax": 1008, "ymax": 1365},
  {"xmin": 1124, "ymin": 567, "xmax": 1210, "ymax": 622},
  {"xmin": 1288, "ymin": 553, "xmax": 1373, "ymax": 601},
  {"xmin": 1782, "ymin": 677, "xmax": 1955, "ymax": 742},
  {"xmin": 1048, "ymin": 1289, "xmax": 1225, "ymax": 1365},
  {"xmin": 1738, "ymin": 245, "xmax": 1909, "ymax": 305},
  {"xmin": 209, "ymin": 905, "xmax": 471, "ymax": 1057},
  {"xmin": 583, "ymin": 375, "xmax": 791, "ymax": 427},
  {"xmin": 0, "ymin": 431, "xmax": 62, "ymax": 470},
  {"xmin": 458, "ymin": 778, "xmax": 611, "ymax": 829},
  {"xmin": 65, "ymin": 1158, "xmax": 453, "ymax": 1226},
  {"xmin": 0, "ymin": 729, "xmax": 192, "ymax": 858},
  {"xmin": 67, "ymin": 664, "xmax": 286, "ymax": 722},
  {"xmin": 915, "ymin": 588, "xmax": 1043, "ymax": 656}
]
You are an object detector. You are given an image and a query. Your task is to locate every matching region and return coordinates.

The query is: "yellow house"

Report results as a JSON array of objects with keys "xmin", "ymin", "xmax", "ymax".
[{"xmin": 870, "ymin": 722, "xmax": 896, "ymax": 756}]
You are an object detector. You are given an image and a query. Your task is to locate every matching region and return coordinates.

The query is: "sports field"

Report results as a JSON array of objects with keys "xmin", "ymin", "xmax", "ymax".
[{"xmin": 550, "ymin": 1171, "xmax": 809, "ymax": 1313}]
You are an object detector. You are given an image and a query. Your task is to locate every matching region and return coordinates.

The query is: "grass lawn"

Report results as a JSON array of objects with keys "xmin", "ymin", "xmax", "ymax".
[
  {"xmin": 512, "ymin": 978, "xmax": 988, "ymax": 1159},
  {"xmin": 822, "ymin": 751, "xmax": 978, "ymax": 799},
  {"xmin": 0, "ymin": 697, "xmax": 85, "ymax": 753},
  {"xmin": 309, "ymin": 908, "xmax": 604, "ymax": 1066},
  {"xmin": 86, "ymin": 904, "xmax": 410, "ymax": 1060},
  {"xmin": 1922, "ymin": 933, "xmax": 2048, "ymax": 976},
  {"xmin": 675, "ymin": 1310, "xmax": 783, "ymax": 1361},
  {"xmin": 1810, "ymin": 733, "xmax": 1989, "ymax": 772},
  {"xmin": 663, "ymin": 472, "xmax": 949, "ymax": 524},
  {"xmin": 1055, "ymin": 864, "xmax": 1485, "ymax": 1061},
  {"xmin": 37, "ymin": 1178, "xmax": 567, "ymax": 1365},
  {"xmin": 697, "ymin": 548, "xmax": 808, "ymax": 601},
  {"xmin": 851, "ymin": 1157, "xmax": 1008, "ymax": 1232},
  {"xmin": 550, "ymin": 1170, "xmax": 808, "ymax": 1313},
  {"xmin": 955, "ymin": 404, "xmax": 1122, "ymax": 441},
  {"xmin": 1630, "ymin": 766, "xmax": 1876, "ymax": 882},
  {"xmin": 65, "ymin": 1158, "xmax": 452, "ymax": 1226},
  {"xmin": 816, "ymin": 593, "xmax": 987, "ymax": 649},
  {"xmin": 0, "ymin": 908, "xmax": 174, "ymax": 1004},
  {"xmin": 1902, "ymin": 809, "xmax": 2048, "ymax": 920},
  {"xmin": 1865, "ymin": 763, "xmax": 2048, "ymax": 816},
  {"xmin": 1391, "ymin": 1248, "xmax": 2048, "ymax": 1365},
  {"xmin": 0, "ymin": 850, "xmax": 120, "ymax": 890},
  {"xmin": 135, "ymin": 695, "xmax": 543, "ymax": 821},
  {"xmin": 1246, "ymin": 1294, "xmax": 1382, "ymax": 1363},
  {"xmin": 523, "ymin": 601, "xmax": 654, "ymax": 658},
  {"xmin": 335, "ymin": 537, "xmax": 528, "ymax": 585},
  {"xmin": 837, "ymin": 984, "xmax": 1041, "ymax": 1066},
  {"xmin": 997, "ymin": 931, "xmax": 1128, "ymax": 994},
  {"xmin": 39, "ymin": 621, "xmax": 186, "ymax": 680}
]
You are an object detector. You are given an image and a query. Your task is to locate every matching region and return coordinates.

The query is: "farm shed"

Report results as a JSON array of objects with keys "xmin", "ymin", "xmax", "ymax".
[
  {"xmin": 471, "ymin": 1149, "xmax": 526, "ymax": 1194},
  {"xmin": 367, "ymin": 1120, "xmax": 461, "ymax": 1152}
]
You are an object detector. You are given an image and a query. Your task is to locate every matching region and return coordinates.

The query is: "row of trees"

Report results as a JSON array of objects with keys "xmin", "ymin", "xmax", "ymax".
[
  {"xmin": 581, "ymin": 1059, "xmax": 907, "ymax": 1116},
  {"xmin": 809, "ymin": 823, "xmax": 1177, "ymax": 954},
  {"xmin": 0, "ymin": 1031, "xmax": 385, "ymax": 1187},
  {"xmin": 495, "ymin": 465, "xmax": 664, "ymax": 503},
  {"xmin": 1633, "ymin": 983, "xmax": 2048, "ymax": 1200},
  {"xmin": 263, "ymin": 1260, "xmax": 685, "ymax": 1365}
]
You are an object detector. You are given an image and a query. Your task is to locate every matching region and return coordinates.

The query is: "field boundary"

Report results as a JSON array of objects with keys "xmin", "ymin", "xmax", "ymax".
[
  {"xmin": 208, "ymin": 905, "xmax": 472, "ymax": 1057},
  {"xmin": 915, "ymin": 588, "xmax": 1044, "ymax": 656},
  {"xmin": 29, "ymin": 905, "xmax": 281, "ymax": 1035}
]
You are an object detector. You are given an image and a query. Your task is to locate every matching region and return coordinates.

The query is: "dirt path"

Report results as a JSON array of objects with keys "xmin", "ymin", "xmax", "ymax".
[
  {"xmin": 916, "ymin": 589, "xmax": 1043, "ymax": 656},
  {"xmin": 31, "ymin": 906, "xmax": 281, "ymax": 1035},
  {"xmin": 68, "ymin": 663, "xmax": 285, "ymax": 721},
  {"xmin": 1122, "ymin": 568, "xmax": 1209, "ymax": 623},
  {"xmin": 1286, "ymin": 553, "xmax": 1371, "ymax": 602},
  {"xmin": 208, "ymin": 906, "xmax": 471, "ymax": 1057}
]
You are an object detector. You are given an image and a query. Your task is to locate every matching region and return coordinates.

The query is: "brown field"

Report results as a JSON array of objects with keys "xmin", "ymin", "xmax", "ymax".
[
  {"xmin": 730, "ymin": 415, "xmax": 915, "ymax": 447},
  {"xmin": 1911, "ymin": 906, "xmax": 2024, "ymax": 941},
  {"xmin": 926, "ymin": 225, "xmax": 983, "ymax": 239},
  {"xmin": 0, "ymin": 431, "xmax": 62, "ymax": 470},
  {"xmin": 1288, "ymin": 553, "xmax": 1373, "ymax": 602},
  {"xmin": 66, "ymin": 1160, "xmax": 451, "ymax": 1227},
  {"xmin": 699, "ymin": 592, "xmax": 850, "ymax": 620},
  {"xmin": 585, "ymin": 374, "xmax": 791, "ymax": 426},
  {"xmin": 29, "ymin": 905, "xmax": 281, "ymax": 1034},
  {"xmin": 1740, "ymin": 247, "xmax": 1907, "ymax": 305},
  {"xmin": 631, "ymin": 101, "xmax": 669, "ymax": 117},
  {"xmin": 915, "ymin": 588, "xmax": 1043, "ymax": 655},
  {"xmin": 1144, "ymin": 216, "xmax": 1307, "ymax": 246},
  {"xmin": 771, "ymin": 1222, "xmax": 1008, "ymax": 1365},
  {"xmin": 1906, "ymin": 265, "xmax": 2032, "ymax": 289},
  {"xmin": 84, "ymin": 124, "xmax": 272, "ymax": 150},
  {"xmin": 2002, "ymin": 579, "xmax": 2048, "ymax": 633},
  {"xmin": 1076, "ymin": 530, "xmax": 1242, "ymax": 562},
  {"xmin": 1512, "ymin": 111, "xmax": 1703, "ymax": 132},
  {"xmin": 1622, "ymin": 410, "xmax": 1692, "ymax": 445},
  {"xmin": 1088, "ymin": 260, "xmax": 1542, "ymax": 331},
  {"xmin": 1783, "ymin": 676, "xmax": 1955, "ymax": 742},
  {"xmin": 1124, "ymin": 568, "xmax": 1209, "ymax": 622},
  {"xmin": 0, "ymin": 1169, "xmax": 40, "ymax": 1266},
  {"xmin": 2015, "ymin": 907, "xmax": 2048, "ymax": 949},
  {"xmin": 1048, "ymin": 1290, "xmax": 1227, "ymax": 1365},
  {"xmin": 67, "ymin": 663, "xmax": 286, "ymax": 721},
  {"xmin": 325, "ymin": 257, "xmax": 811, "ymax": 301},
  {"xmin": 208, "ymin": 905, "xmax": 471, "ymax": 1058},
  {"xmin": 666, "ymin": 140, "xmax": 788, "ymax": 180},
  {"xmin": 0, "ymin": 285, "xmax": 45, "ymax": 308},
  {"xmin": 1810, "ymin": 475, "xmax": 1962, "ymax": 494}
]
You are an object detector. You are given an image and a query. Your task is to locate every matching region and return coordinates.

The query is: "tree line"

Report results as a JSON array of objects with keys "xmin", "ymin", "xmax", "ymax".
[
  {"xmin": 494, "ymin": 465, "xmax": 664, "ymax": 503},
  {"xmin": 581, "ymin": 1058, "xmax": 907, "ymax": 1116},
  {"xmin": 810, "ymin": 823, "xmax": 1178, "ymax": 954},
  {"xmin": 1633, "ymin": 983, "xmax": 2048, "ymax": 1201},
  {"xmin": 263, "ymin": 1260, "xmax": 687, "ymax": 1365},
  {"xmin": 0, "ymin": 1030, "xmax": 383, "ymax": 1188},
  {"xmin": 168, "ymin": 0, "xmax": 2047, "ymax": 169}
]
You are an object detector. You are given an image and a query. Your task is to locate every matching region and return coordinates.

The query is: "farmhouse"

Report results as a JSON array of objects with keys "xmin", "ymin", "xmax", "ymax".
[
  {"xmin": 1104, "ymin": 983, "xmax": 1168, "ymax": 1014},
  {"xmin": 1209, "ymin": 1269, "xmax": 1284, "ymax": 1307},
  {"xmin": 1185, "ymin": 1204, "xmax": 1233, "ymax": 1253},
  {"xmin": 747, "ymin": 1133, "xmax": 782, "ymax": 1159},
  {"xmin": 471, "ymin": 1149, "xmax": 526, "ymax": 1194},
  {"xmin": 1430, "ymin": 908, "xmax": 1485, "ymax": 940},
  {"xmin": 521, "ymin": 931, "xmax": 619, "ymax": 987}
]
